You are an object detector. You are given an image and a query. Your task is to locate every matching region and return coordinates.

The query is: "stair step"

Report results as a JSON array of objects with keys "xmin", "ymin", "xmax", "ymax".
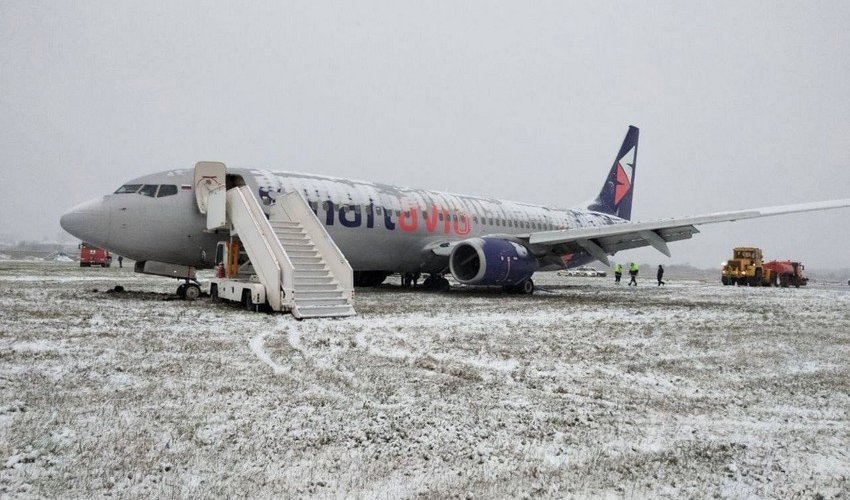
[
  {"xmin": 270, "ymin": 220, "xmax": 302, "ymax": 228},
  {"xmin": 294, "ymin": 297, "xmax": 350, "ymax": 308},
  {"xmin": 290, "ymin": 256, "xmax": 323, "ymax": 264},
  {"xmin": 295, "ymin": 270, "xmax": 331, "ymax": 277},
  {"xmin": 295, "ymin": 304, "xmax": 356, "ymax": 318},
  {"xmin": 290, "ymin": 263, "xmax": 327, "ymax": 271},
  {"xmin": 277, "ymin": 234, "xmax": 313, "ymax": 245},
  {"xmin": 296, "ymin": 290, "xmax": 346, "ymax": 299},
  {"xmin": 296, "ymin": 283, "xmax": 341, "ymax": 292},
  {"xmin": 274, "ymin": 230, "xmax": 307, "ymax": 238},
  {"xmin": 287, "ymin": 249, "xmax": 320, "ymax": 256},
  {"xmin": 280, "ymin": 242, "xmax": 314, "ymax": 249},
  {"xmin": 295, "ymin": 276, "xmax": 337, "ymax": 285},
  {"xmin": 291, "ymin": 262, "xmax": 325, "ymax": 269}
]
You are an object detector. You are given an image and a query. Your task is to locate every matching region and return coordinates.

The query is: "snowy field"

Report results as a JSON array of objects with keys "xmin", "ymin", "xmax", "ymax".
[{"xmin": 1, "ymin": 261, "xmax": 848, "ymax": 498}]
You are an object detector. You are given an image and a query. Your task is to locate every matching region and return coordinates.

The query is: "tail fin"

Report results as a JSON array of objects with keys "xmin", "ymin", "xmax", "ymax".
[{"xmin": 587, "ymin": 125, "xmax": 639, "ymax": 220}]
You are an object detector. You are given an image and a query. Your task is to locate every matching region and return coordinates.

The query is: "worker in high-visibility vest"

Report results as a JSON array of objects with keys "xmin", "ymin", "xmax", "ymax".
[
  {"xmin": 628, "ymin": 262, "xmax": 639, "ymax": 286},
  {"xmin": 614, "ymin": 263, "xmax": 623, "ymax": 284}
]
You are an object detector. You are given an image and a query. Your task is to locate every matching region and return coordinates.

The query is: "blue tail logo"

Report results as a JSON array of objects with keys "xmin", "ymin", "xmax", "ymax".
[{"xmin": 588, "ymin": 126, "xmax": 639, "ymax": 220}]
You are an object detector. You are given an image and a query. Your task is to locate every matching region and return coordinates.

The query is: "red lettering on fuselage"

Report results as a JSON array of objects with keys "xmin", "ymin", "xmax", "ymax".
[
  {"xmin": 424, "ymin": 204, "xmax": 446, "ymax": 233},
  {"xmin": 454, "ymin": 213, "xmax": 471, "ymax": 236},
  {"xmin": 315, "ymin": 195, "xmax": 473, "ymax": 235},
  {"xmin": 398, "ymin": 208, "xmax": 418, "ymax": 233}
]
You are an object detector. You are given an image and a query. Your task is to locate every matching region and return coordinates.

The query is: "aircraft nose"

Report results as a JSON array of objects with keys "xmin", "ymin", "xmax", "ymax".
[{"xmin": 60, "ymin": 197, "xmax": 110, "ymax": 246}]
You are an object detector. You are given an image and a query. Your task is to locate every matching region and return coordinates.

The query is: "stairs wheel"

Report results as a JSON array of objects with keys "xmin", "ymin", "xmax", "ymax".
[{"xmin": 242, "ymin": 290, "xmax": 254, "ymax": 311}]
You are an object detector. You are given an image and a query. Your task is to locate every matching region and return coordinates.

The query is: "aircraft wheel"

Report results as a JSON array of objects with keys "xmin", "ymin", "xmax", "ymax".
[
  {"xmin": 519, "ymin": 278, "xmax": 534, "ymax": 295},
  {"xmin": 184, "ymin": 284, "xmax": 201, "ymax": 301},
  {"xmin": 435, "ymin": 277, "xmax": 450, "ymax": 292}
]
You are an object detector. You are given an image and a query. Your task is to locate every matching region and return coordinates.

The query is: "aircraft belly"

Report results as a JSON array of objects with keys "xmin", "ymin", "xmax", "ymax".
[{"xmin": 326, "ymin": 226, "xmax": 428, "ymax": 271}]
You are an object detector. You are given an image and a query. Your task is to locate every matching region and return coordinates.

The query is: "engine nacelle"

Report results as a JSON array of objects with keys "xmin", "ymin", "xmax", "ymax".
[{"xmin": 449, "ymin": 237, "xmax": 538, "ymax": 286}]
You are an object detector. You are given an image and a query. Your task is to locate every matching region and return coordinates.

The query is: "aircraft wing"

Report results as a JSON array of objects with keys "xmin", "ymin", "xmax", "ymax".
[{"xmin": 524, "ymin": 199, "xmax": 850, "ymax": 266}]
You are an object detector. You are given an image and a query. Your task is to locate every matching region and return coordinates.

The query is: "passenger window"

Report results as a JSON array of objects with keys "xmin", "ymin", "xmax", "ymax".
[
  {"xmin": 157, "ymin": 185, "xmax": 177, "ymax": 197},
  {"xmin": 114, "ymin": 184, "xmax": 142, "ymax": 194},
  {"xmin": 139, "ymin": 184, "xmax": 158, "ymax": 197}
]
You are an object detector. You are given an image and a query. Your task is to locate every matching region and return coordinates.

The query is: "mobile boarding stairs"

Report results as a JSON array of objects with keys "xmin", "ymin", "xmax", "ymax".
[{"xmin": 194, "ymin": 162, "xmax": 355, "ymax": 319}]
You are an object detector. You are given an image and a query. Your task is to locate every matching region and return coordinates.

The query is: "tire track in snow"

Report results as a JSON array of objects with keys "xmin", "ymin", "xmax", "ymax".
[{"xmin": 249, "ymin": 321, "xmax": 305, "ymax": 375}]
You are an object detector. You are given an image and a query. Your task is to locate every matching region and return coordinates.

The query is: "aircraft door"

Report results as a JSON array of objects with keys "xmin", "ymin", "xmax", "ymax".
[{"xmin": 194, "ymin": 161, "xmax": 227, "ymax": 230}]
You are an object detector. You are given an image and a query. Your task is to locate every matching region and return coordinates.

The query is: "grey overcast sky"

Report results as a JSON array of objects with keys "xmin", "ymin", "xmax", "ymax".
[{"xmin": 1, "ymin": 1, "xmax": 849, "ymax": 268}]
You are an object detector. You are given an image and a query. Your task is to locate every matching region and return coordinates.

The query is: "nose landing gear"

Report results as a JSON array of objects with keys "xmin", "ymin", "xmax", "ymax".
[{"xmin": 176, "ymin": 279, "xmax": 202, "ymax": 300}]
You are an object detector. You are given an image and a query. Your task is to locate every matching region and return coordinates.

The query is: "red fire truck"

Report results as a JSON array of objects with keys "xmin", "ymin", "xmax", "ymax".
[{"xmin": 79, "ymin": 243, "xmax": 112, "ymax": 267}]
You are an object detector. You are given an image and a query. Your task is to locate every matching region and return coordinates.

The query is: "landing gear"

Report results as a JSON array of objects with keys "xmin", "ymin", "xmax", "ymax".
[
  {"xmin": 422, "ymin": 274, "xmax": 450, "ymax": 292},
  {"xmin": 184, "ymin": 284, "xmax": 201, "ymax": 300},
  {"xmin": 176, "ymin": 279, "xmax": 202, "ymax": 300},
  {"xmin": 353, "ymin": 271, "xmax": 390, "ymax": 287}
]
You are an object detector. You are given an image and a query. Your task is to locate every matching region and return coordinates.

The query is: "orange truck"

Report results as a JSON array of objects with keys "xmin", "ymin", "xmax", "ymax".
[
  {"xmin": 721, "ymin": 247, "xmax": 807, "ymax": 287},
  {"xmin": 763, "ymin": 260, "xmax": 808, "ymax": 288}
]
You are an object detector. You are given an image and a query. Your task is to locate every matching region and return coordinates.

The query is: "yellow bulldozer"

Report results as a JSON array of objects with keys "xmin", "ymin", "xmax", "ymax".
[{"xmin": 721, "ymin": 247, "xmax": 766, "ymax": 286}]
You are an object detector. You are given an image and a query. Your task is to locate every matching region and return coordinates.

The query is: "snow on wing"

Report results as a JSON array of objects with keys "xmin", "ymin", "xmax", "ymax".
[{"xmin": 525, "ymin": 198, "xmax": 850, "ymax": 261}]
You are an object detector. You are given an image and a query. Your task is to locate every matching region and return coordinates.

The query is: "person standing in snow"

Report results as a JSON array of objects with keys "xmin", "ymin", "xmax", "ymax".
[
  {"xmin": 657, "ymin": 264, "xmax": 665, "ymax": 286},
  {"xmin": 628, "ymin": 262, "xmax": 639, "ymax": 286},
  {"xmin": 614, "ymin": 263, "xmax": 623, "ymax": 284},
  {"xmin": 117, "ymin": 255, "xmax": 123, "ymax": 268}
]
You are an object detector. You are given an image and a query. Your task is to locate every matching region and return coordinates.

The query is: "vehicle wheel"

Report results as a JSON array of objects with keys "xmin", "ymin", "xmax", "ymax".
[
  {"xmin": 436, "ymin": 277, "xmax": 450, "ymax": 292},
  {"xmin": 176, "ymin": 283, "xmax": 187, "ymax": 297},
  {"xmin": 519, "ymin": 278, "xmax": 534, "ymax": 295},
  {"xmin": 210, "ymin": 284, "xmax": 219, "ymax": 303},
  {"xmin": 184, "ymin": 284, "xmax": 201, "ymax": 301},
  {"xmin": 721, "ymin": 276, "xmax": 729, "ymax": 285},
  {"xmin": 242, "ymin": 290, "xmax": 255, "ymax": 311}
]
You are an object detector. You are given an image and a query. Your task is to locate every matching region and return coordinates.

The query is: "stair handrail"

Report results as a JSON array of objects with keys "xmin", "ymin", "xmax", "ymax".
[
  {"xmin": 227, "ymin": 187, "xmax": 296, "ymax": 310},
  {"xmin": 273, "ymin": 190, "xmax": 354, "ymax": 298}
]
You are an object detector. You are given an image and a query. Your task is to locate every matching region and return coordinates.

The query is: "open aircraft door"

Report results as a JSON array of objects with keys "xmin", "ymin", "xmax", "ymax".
[{"xmin": 194, "ymin": 161, "xmax": 227, "ymax": 231}]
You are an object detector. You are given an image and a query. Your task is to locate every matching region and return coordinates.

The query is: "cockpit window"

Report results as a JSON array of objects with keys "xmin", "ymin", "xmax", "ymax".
[
  {"xmin": 139, "ymin": 184, "xmax": 158, "ymax": 197},
  {"xmin": 157, "ymin": 185, "xmax": 178, "ymax": 197},
  {"xmin": 114, "ymin": 184, "xmax": 142, "ymax": 194}
]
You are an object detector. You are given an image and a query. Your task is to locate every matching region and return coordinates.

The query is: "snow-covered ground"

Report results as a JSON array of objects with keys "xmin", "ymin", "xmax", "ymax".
[{"xmin": 1, "ymin": 261, "xmax": 848, "ymax": 498}]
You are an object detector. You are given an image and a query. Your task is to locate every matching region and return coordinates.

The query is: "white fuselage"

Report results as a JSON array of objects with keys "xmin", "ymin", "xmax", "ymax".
[{"xmin": 60, "ymin": 168, "xmax": 622, "ymax": 273}]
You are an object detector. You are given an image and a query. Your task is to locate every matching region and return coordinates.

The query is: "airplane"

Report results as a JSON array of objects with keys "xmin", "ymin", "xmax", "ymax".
[{"xmin": 60, "ymin": 126, "xmax": 850, "ymax": 296}]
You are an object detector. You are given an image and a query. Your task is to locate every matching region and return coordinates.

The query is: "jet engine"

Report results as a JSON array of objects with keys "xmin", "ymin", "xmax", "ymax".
[{"xmin": 449, "ymin": 237, "xmax": 538, "ymax": 286}]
